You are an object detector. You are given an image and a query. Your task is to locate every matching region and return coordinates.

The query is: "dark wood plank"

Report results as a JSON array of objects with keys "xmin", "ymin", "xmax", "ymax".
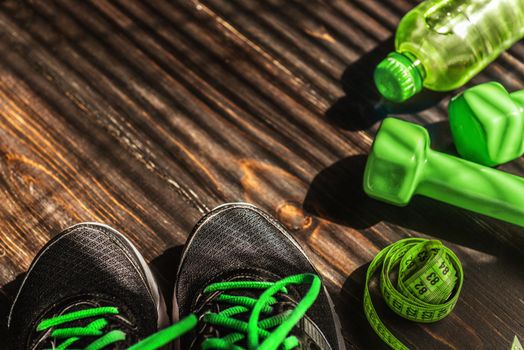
[{"xmin": 0, "ymin": 0, "xmax": 522, "ymax": 349}]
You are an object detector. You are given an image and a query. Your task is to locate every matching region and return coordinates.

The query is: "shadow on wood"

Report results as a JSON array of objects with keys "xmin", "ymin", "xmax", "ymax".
[
  {"xmin": 150, "ymin": 245, "xmax": 185, "ymax": 314},
  {"xmin": 338, "ymin": 262, "xmax": 390, "ymax": 350},
  {"xmin": 325, "ymin": 36, "xmax": 448, "ymax": 131}
]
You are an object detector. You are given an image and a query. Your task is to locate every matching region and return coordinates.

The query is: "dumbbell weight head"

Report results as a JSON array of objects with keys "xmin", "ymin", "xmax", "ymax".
[
  {"xmin": 449, "ymin": 82, "xmax": 524, "ymax": 166},
  {"xmin": 363, "ymin": 117, "xmax": 428, "ymax": 206},
  {"xmin": 365, "ymin": 117, "xmax": 524, "ymax": 227}
]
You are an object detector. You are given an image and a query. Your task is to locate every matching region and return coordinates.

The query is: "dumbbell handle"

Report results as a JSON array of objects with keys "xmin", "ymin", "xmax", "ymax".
[{"xmin": 417, "ymin": 150, "xmax": 524, "ymax": 227}]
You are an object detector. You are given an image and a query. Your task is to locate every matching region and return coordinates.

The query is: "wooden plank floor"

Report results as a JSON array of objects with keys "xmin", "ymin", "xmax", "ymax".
[{"xmin": 0, "ymin": 0, "xmax": 523, "ymax": 348}]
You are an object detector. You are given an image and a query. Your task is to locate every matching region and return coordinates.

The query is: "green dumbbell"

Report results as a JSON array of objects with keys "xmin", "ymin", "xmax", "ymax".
[
  {"xmin": 364, "ymin": 117, "xmax": 524, "ymax": 227},
  {"xmin": 449, "ymin": 81, "xmax": 524, "ymax": 166}
]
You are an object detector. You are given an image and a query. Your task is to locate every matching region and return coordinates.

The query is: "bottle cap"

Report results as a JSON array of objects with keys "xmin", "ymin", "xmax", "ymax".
[{"xmin": 374, "ymin": 52, "xmax": 423, "ymax": 102}]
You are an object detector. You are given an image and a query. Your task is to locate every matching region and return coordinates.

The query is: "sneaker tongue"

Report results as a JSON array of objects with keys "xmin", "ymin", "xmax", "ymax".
[{"xmin": 32, "ymin": 300, "xmax": 138, "ymax": 350}]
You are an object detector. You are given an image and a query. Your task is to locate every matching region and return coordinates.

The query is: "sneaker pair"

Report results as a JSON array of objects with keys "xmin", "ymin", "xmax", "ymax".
[{"xmin": 8, "ymin": 203, "xmax": 345, "ymax": 350}]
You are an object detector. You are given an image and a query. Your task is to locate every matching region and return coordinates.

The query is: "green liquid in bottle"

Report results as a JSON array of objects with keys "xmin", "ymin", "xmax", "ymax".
[{"xmin": 375, "ymin": 0, "xmax": 524, "ymax": 102}]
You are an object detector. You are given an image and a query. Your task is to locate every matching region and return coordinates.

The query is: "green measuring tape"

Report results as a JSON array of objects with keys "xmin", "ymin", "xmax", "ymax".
[{"xmin": 364, "ymin": 238, "xmax": 464, "ymax": 349}]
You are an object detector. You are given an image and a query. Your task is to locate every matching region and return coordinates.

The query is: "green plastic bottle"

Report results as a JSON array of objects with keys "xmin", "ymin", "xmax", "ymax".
[{"xmin": 374, "ymin": 0, "xmax": 524, "ymax": 103}]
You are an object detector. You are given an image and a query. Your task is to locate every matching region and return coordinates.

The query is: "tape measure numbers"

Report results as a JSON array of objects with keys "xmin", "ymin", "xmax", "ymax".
[{"xmin": 364, "ymin": 238, "xmax": 464, "ymax": 350}]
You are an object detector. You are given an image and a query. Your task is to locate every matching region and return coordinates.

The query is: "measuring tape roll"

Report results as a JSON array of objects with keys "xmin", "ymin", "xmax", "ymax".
[{"xmin": 364, "ymin": 238, "xmax": 464, "ymax": 350}]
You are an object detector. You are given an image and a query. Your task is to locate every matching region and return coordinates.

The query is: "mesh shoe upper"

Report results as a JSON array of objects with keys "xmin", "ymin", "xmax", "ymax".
[
  {"xmin": 174, "ymin": 203, "xmax": 344, "ymax": 350},
  {"xmin": 8, "ymin": 223, "xmax": 161, "ymax": 350}
]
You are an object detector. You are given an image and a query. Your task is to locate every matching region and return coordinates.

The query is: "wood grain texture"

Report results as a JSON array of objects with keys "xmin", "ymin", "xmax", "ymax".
[{"xmin": 0, "ymin": 0, "xmax": 522, "ymax": 348}]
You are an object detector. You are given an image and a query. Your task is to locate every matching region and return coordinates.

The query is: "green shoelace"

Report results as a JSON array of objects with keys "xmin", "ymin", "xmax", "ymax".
[
  {"xmin": 199, "ymin": 273, "xmax": 321, "ymax": 350},
  {"xmin": 36, "ymin": 273, "xmax": 320, "ymax": 350},
  {"xmin": 364, "ymin": 238, "xmax": 464, "ymax": 350},
  {"xmin": 36, "ymin": 306, "xmax": 196, "ymax": 350},
  {"xmin": 37, "ymin": 306, "xmax": 124, "ymax": 350}
]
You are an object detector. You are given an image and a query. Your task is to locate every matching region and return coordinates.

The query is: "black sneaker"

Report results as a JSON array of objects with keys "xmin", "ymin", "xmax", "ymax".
[
  {"xmin": 173, "ymin": 203, "xmax": 346, "ymax": 350},
  {"xmin": 8, "ymin": 223, "xmax": 169, "ymax": 350}
]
